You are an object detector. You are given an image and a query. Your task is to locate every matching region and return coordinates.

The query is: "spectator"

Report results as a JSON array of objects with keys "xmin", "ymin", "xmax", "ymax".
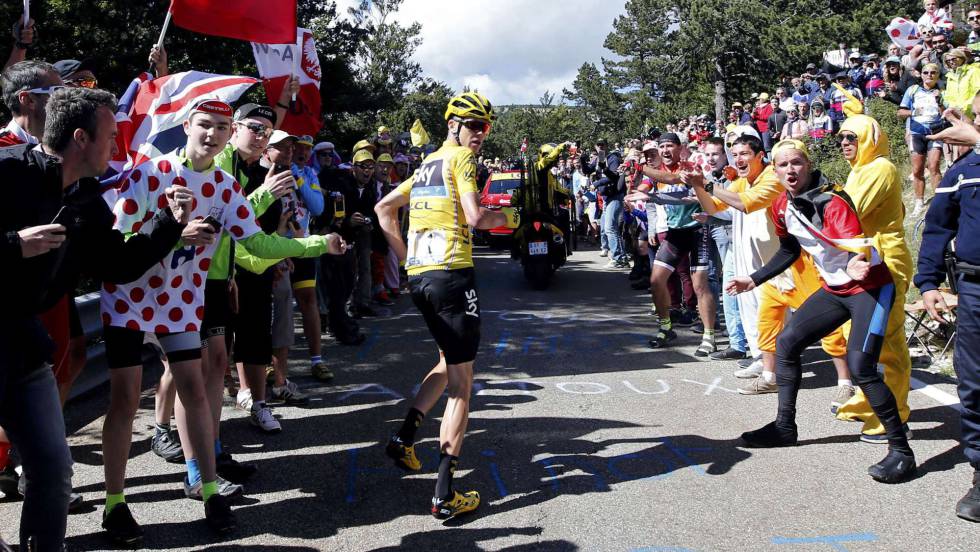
[
  {"xmin": 828, "ymin": 72, "xmax": 863, "ymax": 126},
  {"xmin": 918, "ymin": 0, "xmax": 953, "ymax": 36},
  {"xmin": 878, "ymin": 56, "xmax": 914, "ymax": 105},
  {"xmin": 862, "ymin": 55, "xmax": 884, "ymax": 97},
  {"xmin": 797, "ymin": 100, "xmax": 810, "ymax": 121},
  {"xmin": 731, "ymin": 102, "xmax": 752, "ymax": 125},
  {"xmin": 776, "ymin": 87, "xmax": 795, "ymax": 112},
  {"xmin": 847, "ymin": 52, "xmax": 868, "ymax": 92},
  {"xmin": 766, "ymin": 96, "xmax": 788, "ymax": 144},
  {"xmin": 808, "ymin": 99, "xmax": 833, "ymax": 139},
  {"xmin": 0, "ymin": 60, "xmax": 60, "ymax": 147},
  {"xmin": 3, "ymin": 17, "xmax": 34, "ymax": 70},
  {"xmin": 899, "ymin": 63, "xmax": 945, "ymax": 217},
  {"xmin": 346, "ymin": 149, "xmax": 381, "ymax": 317},
  {"xmin": 781, "ymin": 107, "xmax": 810, "ymax": 140},
  {"xmin": 968, "ymin": 9, "xmax": 980, "ymax": 53},
  {"xmin": 52, "ymin": 59, "xmax": 98, "ymax": 89},
  {"xmin": 943, "ymin": 49, "xmax": 980, "ymax": 119},
  {"xmin": 752, "ymin": 93, "xmax": 773, "ymax": 150}
]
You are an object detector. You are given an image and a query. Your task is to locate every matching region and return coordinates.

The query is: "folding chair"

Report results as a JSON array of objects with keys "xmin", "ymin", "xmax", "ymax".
[{"xmin": 905, "ymin": 289, "xmax": 958, "ymax": 362}]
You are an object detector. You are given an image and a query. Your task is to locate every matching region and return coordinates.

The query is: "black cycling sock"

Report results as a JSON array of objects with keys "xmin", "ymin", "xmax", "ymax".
[
  {"xmin": 435, "ymin": 453, "xmax": 458, "ymax": 500},
  {"xmin": 396, "ymin": 408, "xmax": 424, "ymax": 445}
]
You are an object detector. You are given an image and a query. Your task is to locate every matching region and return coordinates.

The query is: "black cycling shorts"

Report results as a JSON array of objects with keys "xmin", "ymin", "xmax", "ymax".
[
  {"xmin": 409, "ymin": 268, "xmax": 481, "ymax": 365},
  {"xmin": 290, "ymin": 257, "xmax": 317, "ymax": 290},
  {"xmin": 233, "ymin": 270, "xmax": 273, "ymax": 366},
  {"xmin": 201, "ymin": 279, "xmax": 233, "ymax": 341},
  {"xmin": 654, "ymin": 227, "xmax": 709, "ymax": 272},
  {"xmin": 104, "ymin": 325, "xmax": 201, "ymax": 369}
]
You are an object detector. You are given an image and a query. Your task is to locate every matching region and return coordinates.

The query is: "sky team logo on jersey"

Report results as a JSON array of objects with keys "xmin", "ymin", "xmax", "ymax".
[{"xmin": 411, "ymin": 159, "xmax": 448, "ymax": 198}]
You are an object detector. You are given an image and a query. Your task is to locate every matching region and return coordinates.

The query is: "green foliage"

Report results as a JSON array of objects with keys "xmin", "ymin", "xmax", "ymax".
[
  {"xmin": 481, "ymin": 93, "xmax": 593, "ymax": 160},
  {"xmin": 0, "ymin": 0, "xmax": 448, "ymax": 154}
]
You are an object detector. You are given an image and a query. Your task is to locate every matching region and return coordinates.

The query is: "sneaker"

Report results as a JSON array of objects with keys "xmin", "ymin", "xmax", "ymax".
[
  {"xmin": 691, "ymin": 321, "xmax": 704, "ymax": 334},
  {"xmin": 216, "ymin": 451, "xmax": 257, "ymax": 484},
  {"xmin": 830, "ymin": 385, "xmax": 856, "ymax": 415},
  {"xmin": 385, "ymin": 435, "xmax": 422, "ymax": 472},
  {"xmin": 603, "ymin": 259, "xmax": 619, "ymax": 269},
  {"xmin": 671, "ymin": 309, "xmax": 697, "ymax": 327},
  {"xmin": 739, "ymin": 421, "xmax": 798, "ymax": 448},
  {"xmin": 151, "ymin": 428, "xmax": 184, "ymax": 463},
  {"xmin": 431, "ymin": 489, "xmax": 480, "ymax": 520},
  {"xmin": 102, "ymin": 503, "xmax": 143, "ymax": 547},
  {"xmin": 737, "ymin": 355, "xmax": 760, "ymax": 368},
  {"xmin": 868, "ymin": 450, "xmax": 917, "ymax": 484},
  {"xmin": 250, "ymin": 405, "xmax": 282, "ymax": 433},
  {"xmin": 68, "ymin": 492, "xmax": 85, "ymax": 512},
  {"xmin": 599, "ymin": 249, "xmax": 609, "ymax": 258},
  {"xmin": 738, "ymin": 377, "xmax": 778, "ymax": 395},
  {"xmin": 648, "ymin": 328, "xmax": 677, "ymax": 348},
  {"xmin": 710, "ymin": 347, "xmax": 749, "ymax": 361},
  {"xmin": 374, "ymin": 291, "xmax": 395, "ymax": 306},
  {"xmin": 312, "ymin": 361, "xmax": 335, "ymax": 381},
  {"xmin": 734, "ymin": 359, "xmax": 764, "ymax": 379},
  {"xmin": 236, "ymin": 388, "xmax": 253, "ymax": 412},
  {"xmin": 184, "ymin": 476, "xmax": 244, "ymax": 501},
  {"xmin": 204, "ymin": 493, "xmax": 237, "ymax": 534},
  {"xmin": 694, "ymin": 339, "xmax": 716, "ymax": 358},
  {"xmin": 614, "ymin": 258, "xmax": 632, "ymax": 269},
  {"xmin": 956, "ymin": 471, "xmax": 980, "ymax": 522},
  {"xmin": 270, "ymin": 379, "xmax": 309, "ymax": 405},
  {"xmin": 0, "ymin": 464, "xmax": 18, "ymax": 499},
  {"xmin": 860, "ymin": 424, "xmax": 912, "ymax": 444}
]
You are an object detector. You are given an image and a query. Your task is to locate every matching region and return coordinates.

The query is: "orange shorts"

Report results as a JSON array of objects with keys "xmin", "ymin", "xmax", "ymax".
[{"xmin": 756, "ymin": 260, "xmax": 847, "ymax": 357}]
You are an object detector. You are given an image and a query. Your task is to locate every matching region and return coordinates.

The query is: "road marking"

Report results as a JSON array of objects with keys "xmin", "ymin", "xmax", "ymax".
[
  {"xmin": 771, "ymin": 532, "xmax": 877, "ymax": 551},
  {"xmin": 910, "ymin": 375, "xmax": 960, "ymax": 406}
]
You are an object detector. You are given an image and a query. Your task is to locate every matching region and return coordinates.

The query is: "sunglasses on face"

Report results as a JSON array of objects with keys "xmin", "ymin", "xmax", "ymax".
[
  {"xmin": 355, "ymin": 163, "xmax": 376, "ymax": 171},
  {"xmin": 971, "ymin": 15, "xmax": 980, "ymax": 21},
  {"xmin": 922, "ymin": 70, "xmax": 939, "ymax": 75},
  {"xmin": 24, "ymin": 85, "xmax": 66, "ymax": 95},
  {"xmin": 316, "ymin": 151, "xmax": 334, "ymax": 157},
  {"xmin": 68, "ymin": 77, "xmax": 98, "ymax": 89},
  {"xmin": 837, "ymin": 133, "xmax": 858, "ymax": 144},
  {"xmin": 236, "ymin": 122, "xmax": 272, "ymax": 138},
  {"xmin": 455, "ymin": 118, "xmax": 491, "ymax": 134}
]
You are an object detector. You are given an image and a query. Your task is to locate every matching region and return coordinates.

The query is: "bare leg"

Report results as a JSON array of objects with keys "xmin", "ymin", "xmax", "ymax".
[
  {"xmin": 272, "ymin": 347, "xmax": 289, "ymax": 387},
  {"xmin": 440, "ymin": 361, "xmax": 475, "ymax": 456},
  {"xmin": 154, "ymin": 360, "xmax": 176, "ymax": 426},
  {"xmin": 650, "ymin": 266, "xmax": 673, "ymax": 320},
  {"xmin": 911, "ymin": 153, "xmax": 925, "ymax": 201},
  {"xmin": 692, "ymin": 270, "xmax": 716, "ymax": 330},
  {"xmin": 411, "ymin": 354, "xmax": 449, "ymax": 415},
  {"xmin": 102, "ymin": 366, "xmax": 142, "ymax": 495},
  {"xmin": 294, "ymin": 287, "xmax": 321, "ymax": 359},
  {"xmin": 832, "ymin": 355, "xmax": 850, "ymax": 381},
  {"xmin": 171, "ymin": 359, "xmax": 216, "ymax": 485},
  {"xmin": 204, "ymin": 336, "xmax": 227, "ymax": 436}
]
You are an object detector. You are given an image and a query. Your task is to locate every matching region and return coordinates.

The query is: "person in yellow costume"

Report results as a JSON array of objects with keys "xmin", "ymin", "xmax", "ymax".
[
  {"xmin": 831, "ymin": 88, "xmax": 913, "ymax": 442},
  {"xmin": 511, "ymin": 142, "xmax": 574, "ymax": 254}
]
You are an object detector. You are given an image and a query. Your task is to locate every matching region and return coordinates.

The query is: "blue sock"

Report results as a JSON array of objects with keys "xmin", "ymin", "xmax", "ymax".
[
  {"xmin": 214, "ymin": 439, "xmax": 223, "ymax": 456},
  {"xmin": 310, "ymin": 355, "xmax": 322, "ymax": 365},
  {"xmin": 186, "ymin": 458, "xmax": 201, "ymax": 486}
]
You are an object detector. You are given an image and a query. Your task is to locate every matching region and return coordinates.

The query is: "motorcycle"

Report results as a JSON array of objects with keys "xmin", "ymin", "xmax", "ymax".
[{"xmin": 511, "ymin": 163, "xmax": 568, "ymax": 290}]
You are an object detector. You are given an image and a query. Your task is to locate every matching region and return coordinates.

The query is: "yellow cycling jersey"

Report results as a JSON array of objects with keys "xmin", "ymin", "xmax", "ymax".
[{"xmin": 394, "ymin": 140, "xmax": 479, "ymax": 275}]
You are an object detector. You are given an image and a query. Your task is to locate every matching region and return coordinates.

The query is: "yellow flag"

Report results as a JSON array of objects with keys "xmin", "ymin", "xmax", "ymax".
[{"xmin": 410, "ymin": 119, "xmax": 430, "ymax": 147}]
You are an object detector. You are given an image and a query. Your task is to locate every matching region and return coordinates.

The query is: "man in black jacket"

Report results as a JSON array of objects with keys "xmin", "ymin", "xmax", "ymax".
[
  {"xmin": 346, "ymin": 149, "xmax": 380, "ymax": 317},
  {"xmin": 0, "ymin": 87, "xmax": 189, "ymax": 551}
]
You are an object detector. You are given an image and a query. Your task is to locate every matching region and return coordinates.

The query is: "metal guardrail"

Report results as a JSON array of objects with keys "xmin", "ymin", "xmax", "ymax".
[{"xmin": 69, "ymin": 293, "xmax": 108, "ymax": 401}]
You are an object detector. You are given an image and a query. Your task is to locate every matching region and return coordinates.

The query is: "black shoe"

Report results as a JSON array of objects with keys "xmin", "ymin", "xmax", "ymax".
[
  {"xmin": 216, "ymin": 451, "xmax": 257, "ymax": 484},
  {"xmin": 956, "ymin": 471, "xmax": 980, "ymax": 522},
  {"xmin": 204, "ymin": 494, "xmax": 237, "ymax": 534},
  {"xmin": 68, "ymin": 492, "xmax": 85, "ymax": 512},
  {"xmin": 739, "ymin": 421, "xmax": 798, "ymax": 448},
  {"xmin": 102, "ymin": 503, "xmax": 143, "ymax": 547},
  {"xmin": 691, "ymin": 322, "xmax": 704, "ymax": 333},
  {"xmin": 352, "ymin": 305, "xmax": 377, "ymax": 318},
  {"xmin": 671, "ymin": 309, "xmax": 697, "ymax": 327},
  {"xmin": 710, "ymin": 347, "xmax": 749, "ymax": 361},
  {"xmin": 737, "ymin": 355, "xmax": 760, "ymax": 368},
  {"xmin": 0, "ymin": 464, "xmax": 17, "ymax": 499},
  {"xmin": 336, "ymin": 332, "xmax": 367, "ymax": 346},
  {"xmin": 151, "ymin": 428, "xmax": 184, "ymax": 463},
  {"xmin": 648, "ymin": 329, "xmax": 677, "ymax": 349},
  {"xmin": 868, "ymin": 449, "xmax": 917, "ymax": 484}
]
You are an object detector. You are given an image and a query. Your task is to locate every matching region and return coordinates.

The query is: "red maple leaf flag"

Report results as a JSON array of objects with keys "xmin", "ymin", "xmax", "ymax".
[
  {"xmin": 252, "ymin": 28, "xmax": 323, "ymax": 136},
  {"xmin": 169, "ymin": 0, "xmax": 297, "ymax": 44}
]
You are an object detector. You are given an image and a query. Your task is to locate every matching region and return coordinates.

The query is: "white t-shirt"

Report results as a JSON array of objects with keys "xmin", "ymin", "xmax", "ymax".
[{"xmin": 101, "ymin": 152, "xmax": 261, "ymax": 333}]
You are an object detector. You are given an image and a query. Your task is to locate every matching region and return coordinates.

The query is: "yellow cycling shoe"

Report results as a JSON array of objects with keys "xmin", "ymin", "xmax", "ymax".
[
  {"xmin": 431, "ymin": 489, "xmax": 480, "ymax": 520},
  {"xmin": 385, "ymin": 436, "xmax": 421, "ymax": 471}
]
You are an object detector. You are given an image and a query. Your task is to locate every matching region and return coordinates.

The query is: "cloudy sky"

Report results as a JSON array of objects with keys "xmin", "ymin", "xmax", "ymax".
[{"xmin": 332, "ymin": 0, "xmax": 625, "ymax": 105}]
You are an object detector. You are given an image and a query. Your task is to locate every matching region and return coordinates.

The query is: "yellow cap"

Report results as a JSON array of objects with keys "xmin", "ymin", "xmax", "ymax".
[
  {"xmin": 771, "ymin": 139, "xmax": 811, "ymax": 161},
  {"xmin": 352, "ymin": 150, "xmax": 375, "ymax": 164},
  {"xmin": 353, "ymin": 139, "xmax": 376, "ymax": 153},
  {"xmin": 376, "ymin": 153, "xmax": 394, "ymax": 164}
]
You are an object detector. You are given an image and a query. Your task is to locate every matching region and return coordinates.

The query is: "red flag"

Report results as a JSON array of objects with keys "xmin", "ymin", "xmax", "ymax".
[
  {"xmin": 169, "ymin": 0, "xmax": 297, "ymax": 44},
  {"xmin": 252, "ymin": 28, "xmax": 322, "ymax": 136}
]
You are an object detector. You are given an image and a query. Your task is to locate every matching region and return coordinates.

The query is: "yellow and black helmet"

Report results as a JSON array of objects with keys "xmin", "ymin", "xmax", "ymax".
[
  {"xmin": 539, "ymin": 143, "xmax": 558, "ymax": 156},
  {"xmin": 445, "ymin": 92, "xmax": 496, "ymax": 122}
]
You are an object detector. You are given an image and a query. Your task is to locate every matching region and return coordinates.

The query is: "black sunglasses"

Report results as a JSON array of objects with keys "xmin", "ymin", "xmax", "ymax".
[
  {"xmin": 455, "ymin": 118, "xmax": 491, "ymax": 134},
  {"xmin": 837, "ymin": 133, "xmax": 858, "ymax": 144}
]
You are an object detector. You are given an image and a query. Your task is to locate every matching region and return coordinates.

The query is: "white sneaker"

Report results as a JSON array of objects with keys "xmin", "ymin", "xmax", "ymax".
[
  {"xmin": 911, "ymin": 200, "xmax": 925, "ymax": 218},
  {"xmin": 183, "ymin": 475, "xmax": 244, "ymax": 500},
  {"xmin": 250, "ymin": 405, "xmax": 282, "ymax": 433},
  {"xmin": 236, "ymin": 388, "xmax": 253, "ymax": 411},
  {"xmin": 599, "ymin": 249, "xmax": 609, "ymax": 257},
  {"xmin": 733, "ymin": 359, "xmax": 764, "ymax": 379},
  {"xmin": 603, "ymin": 259, "xmax": 619, "ymax": 269}
]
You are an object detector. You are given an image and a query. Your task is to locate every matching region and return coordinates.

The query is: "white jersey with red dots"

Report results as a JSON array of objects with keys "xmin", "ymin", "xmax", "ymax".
[{"xmin": 100, "ymin": 151, "xmax": 261, "ymax": 333}]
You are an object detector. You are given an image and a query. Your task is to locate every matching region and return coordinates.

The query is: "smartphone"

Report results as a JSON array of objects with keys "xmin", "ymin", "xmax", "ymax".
[
  {"xmin": 202, "ymin": 215, "xmax": 222, "ymax": 233},
  {"xmin": 275, "ymin": 164, "xmax": 291, "ymax": 175}
]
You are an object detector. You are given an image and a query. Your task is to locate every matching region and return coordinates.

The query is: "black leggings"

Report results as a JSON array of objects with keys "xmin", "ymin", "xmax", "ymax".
[{"xmin": 774, "ymin": 284, "xmax": 911, "ymax": 453}]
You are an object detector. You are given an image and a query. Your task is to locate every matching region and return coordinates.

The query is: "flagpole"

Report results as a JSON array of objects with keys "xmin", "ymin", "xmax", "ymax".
[
  {"xmin": 22, "ymin": 0, "xmax": 29, "ymax": 26},
  {"xmin": 148, "ymin": 10, "xmax": 173, "ymax": 74},
  {"xmin": 291, "ymin": 30, "xmax": 299, "ymax": 103}
]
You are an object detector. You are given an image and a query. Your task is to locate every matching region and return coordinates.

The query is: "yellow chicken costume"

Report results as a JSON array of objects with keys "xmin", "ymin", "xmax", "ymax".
[{"xmin": 832, "ymin": 100, "xmax": 913, "ymax": 435}]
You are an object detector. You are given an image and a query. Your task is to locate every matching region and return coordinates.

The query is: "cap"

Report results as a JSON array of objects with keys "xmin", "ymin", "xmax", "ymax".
[
  {"xmin": 188, "ymin": 98, "xmax": 233, "ymax": 119},
  {"xmin": 817, "ymin": 73, "xmax": 830, "ymax": 81},
  {"xmin": 641, "ymin": 140, "xmax": 658, "ymax": 153},
  {"xmin": 732, "ymin": 102, "xmax": 743, "ymax": 108},
  {"xmin": 313, "ymin": 141, "xmax": 335, "ymax": 152},
  {"xmin": 268, "ymin": 130, "xmax": 297, "ymax": 146},
  {"xmin": 53, "ymin": 59, "xmax": 96, "ymax": 80},
  {"xmin": 352, "ymin": 150, "xmax": 375, "ymax": 164},
  {"xmin": 885, "ymin": 56, "xmax": 902, "ymax": 65},
  {"xmin": 759, "ymin": 92, "xmax": 770, "ymax": 101},
  {"xmin": 750, "ymin": 93, "xmax": 759, "ymax": 99},
  {"xmin": 377, "ymin": 126, "xmax": 390, "ymax": 135},
  {"xmin": 848, "ymin": 51, "xmax": 862, "ymax": 59},
  {"xmin": 353, "ymin": 139, "xmax": 376, "ymax": 153},
  {"xmin": 658, "ymin": 132, "xmax": 681, "ymax": 145},
  {"xmin": 393, "ymin": 153, "xmax": 410, "ymax": 164},
  {"xmin": 234, "ymin": 103, "xmax": 277, "ymax": 126},
  {"xmin": 376, "ymin": 153, "xmax": 394, "ymax": 164},
  {"xmin": 805, "ymin": 62, "xmax": 817, "ymax": 70},
  {"xmin": 295, "ymin": 134, "xmax": 314, "ymax": 146}
]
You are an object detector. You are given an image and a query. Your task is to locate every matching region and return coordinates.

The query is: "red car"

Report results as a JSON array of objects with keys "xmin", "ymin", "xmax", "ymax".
[{"xmin": 478, "ymin": 170, "xmax": 521, "ymax": 244}]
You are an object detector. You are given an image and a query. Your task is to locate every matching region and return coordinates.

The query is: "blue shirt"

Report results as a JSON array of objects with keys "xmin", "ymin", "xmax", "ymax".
[{"xmin": 900, "ymin": 85, "xmax": 943, "ymax": 136}]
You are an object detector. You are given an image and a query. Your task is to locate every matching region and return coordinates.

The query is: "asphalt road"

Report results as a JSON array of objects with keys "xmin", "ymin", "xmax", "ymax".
[{"xmin": 1, "ymin": 244, "xmax": 978, "ymax": 551}]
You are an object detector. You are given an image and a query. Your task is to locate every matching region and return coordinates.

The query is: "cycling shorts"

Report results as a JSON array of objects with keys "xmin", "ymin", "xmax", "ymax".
[
  {"xmin": 290, "ymin": 257, "xmax": 317, "ymax": 290},
  {"xmin": 104, "ymin": 325, "xmax": 201, "ymax": 369},
  {"xmin": 654, "ymin": 227, "xmax": 709, "ymax": 272},
  {"xmin": 909, "ymin": 134, "xmax": 942, "ymax": 155},
  {"xmin": 233, "ymin": 270, "xmax": 273, "ymax": 366},
  {"xmin": 409, "ymin": 268, "xmax": 481, "ymax": 364},
  {"xmin": 201, "ymin": 280, "xmax": 233, "ymax": 342}
]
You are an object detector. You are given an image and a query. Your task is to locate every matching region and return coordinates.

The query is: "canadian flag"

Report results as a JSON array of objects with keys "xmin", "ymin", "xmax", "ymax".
[{"xmin": 252, "ymin": 28, "xmax": 322, "ymax": 136}]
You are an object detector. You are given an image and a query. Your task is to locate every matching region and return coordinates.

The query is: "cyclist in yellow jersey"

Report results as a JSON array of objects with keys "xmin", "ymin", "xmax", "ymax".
[{"xmin": 375, "ymin": 91, "xmax": 507, "ymax": 520}]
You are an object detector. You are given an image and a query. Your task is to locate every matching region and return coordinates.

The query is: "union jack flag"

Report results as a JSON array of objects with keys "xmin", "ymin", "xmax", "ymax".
[{"xmin": 103, "ymin": 71, "xmax": 258, "ymax": 192}]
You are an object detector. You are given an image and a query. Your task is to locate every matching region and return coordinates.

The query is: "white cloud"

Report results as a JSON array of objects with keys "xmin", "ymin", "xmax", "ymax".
[{"xmin": 331, "ymin": 0, "xmax": 623, "ymax": 105}]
